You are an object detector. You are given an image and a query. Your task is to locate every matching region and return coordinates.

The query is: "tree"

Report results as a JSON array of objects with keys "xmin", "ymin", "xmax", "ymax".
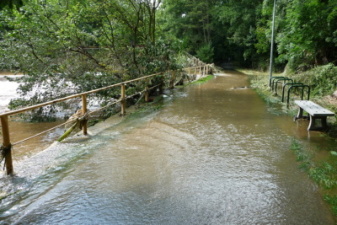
[
  {"xmin": 257, "ymin": 0, "xmax": 337, "ymax": 72},
  {"xmin": 0, "ymin": 0, "xmax": 175, "ymax": 112},
  {"xmin": 160, "ymin": 0, "xmax": 215, "ymax": 63},
  {"xmin": 213, "ymin": 0, "xmax": 264, "ymax": 66},
  {"xmin": 161, "ymin": 0, "xmax": 266, "ymax": 66},
  {"xmin": 276, "ymin": 0, "xmax": 333, "ymax": 70},
  {"xmin": 0, "ymin": 0, "xmax": 23, "ymax": 10}
]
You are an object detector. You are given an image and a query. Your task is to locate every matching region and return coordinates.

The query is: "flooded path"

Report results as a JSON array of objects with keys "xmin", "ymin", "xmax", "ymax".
[{"xmin": 0, "ymin": 71, "xmax": 334, "ymax": 224}]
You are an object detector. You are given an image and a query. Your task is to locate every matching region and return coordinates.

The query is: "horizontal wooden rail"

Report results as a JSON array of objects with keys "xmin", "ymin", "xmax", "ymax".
[
  {"xmin": 0, "ymin": 73, "xmax": 159, "ymax": 117},
  {"xmin": 0, "ymin": 64, "xmax": 212, "ymax": 175}
]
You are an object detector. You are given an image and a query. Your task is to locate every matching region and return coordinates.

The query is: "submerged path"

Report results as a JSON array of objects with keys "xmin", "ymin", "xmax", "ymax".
[{"xmin": 1, "ymin": 71, "xmax": 334, "ymax": 224}]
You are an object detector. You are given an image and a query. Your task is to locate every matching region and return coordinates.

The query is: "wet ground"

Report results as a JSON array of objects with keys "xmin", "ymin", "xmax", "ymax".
[{"xmin": 0, "ymin": 70, "xmax": 335, "ymax": 224}]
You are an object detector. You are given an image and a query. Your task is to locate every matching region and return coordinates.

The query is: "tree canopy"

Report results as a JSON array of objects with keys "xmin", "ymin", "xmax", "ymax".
[
  {"xmin": 161, "ymin": 0, "xmax": 337, "ymax": 70},
  {"xmin": 1, "ymin": 0, "xmax": 337, "ymax": 108},
  {"xmin": 0, "ymin": 0, "xmax": 182, "ymax": 107}
]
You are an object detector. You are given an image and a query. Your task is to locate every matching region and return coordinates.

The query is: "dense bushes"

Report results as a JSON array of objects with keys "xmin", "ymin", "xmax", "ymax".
[{"xmin": 289, "ymin": 64, "xmax": 337, "ymax": 96}]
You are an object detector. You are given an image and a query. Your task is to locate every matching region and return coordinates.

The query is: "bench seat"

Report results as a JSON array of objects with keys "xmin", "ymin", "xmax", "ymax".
[{"xmin": 294, "ymin": 100, "xmax": 335, "ymax": 131}]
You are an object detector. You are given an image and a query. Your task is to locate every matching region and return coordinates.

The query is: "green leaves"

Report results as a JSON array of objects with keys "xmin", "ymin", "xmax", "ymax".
[
  {"xmin": 275, "ymin": 0, "xmax": 337, "ymax": 71},
  {"xmin": 160, "ymin": 0, "xmax": 214, "ymax": 59},
  {"xmin": 0, "ymin": 0, "xmax": 183, "ymax": 114},
  {"xmin": 196, "ymin": 43, "xmax": 214, "ymax": 63}
]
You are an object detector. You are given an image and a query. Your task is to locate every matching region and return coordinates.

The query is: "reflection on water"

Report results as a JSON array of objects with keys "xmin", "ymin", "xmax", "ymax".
[{"xmin": 0, "ymin": 71, "xmax": 335, "ymax": 224}]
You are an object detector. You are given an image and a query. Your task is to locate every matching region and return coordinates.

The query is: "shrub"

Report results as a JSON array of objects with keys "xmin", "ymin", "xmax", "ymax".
[{"xmin": 289, "ymin": 63, "xmax": 337, "ymax": 97}]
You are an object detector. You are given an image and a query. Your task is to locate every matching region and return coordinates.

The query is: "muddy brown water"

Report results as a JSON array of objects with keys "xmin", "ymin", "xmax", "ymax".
[
  {"xmin": 0, "ymin": 74, "xmax": 65, "ymax": 159},
  {"xmin": 0, "ymin": 70, "xmax": 335, "ymax": 224}
]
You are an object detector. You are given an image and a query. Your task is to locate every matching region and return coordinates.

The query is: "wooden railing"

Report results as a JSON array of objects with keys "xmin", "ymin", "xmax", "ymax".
[{"xmin": 0, "ymin": 64, "xmax": 212, "ymax": 175}]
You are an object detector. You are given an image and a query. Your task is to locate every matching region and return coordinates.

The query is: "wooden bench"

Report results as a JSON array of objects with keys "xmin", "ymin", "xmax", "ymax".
[{"xmin": 294, "ymin": 100, "xmax": 335, "ymax": 131}]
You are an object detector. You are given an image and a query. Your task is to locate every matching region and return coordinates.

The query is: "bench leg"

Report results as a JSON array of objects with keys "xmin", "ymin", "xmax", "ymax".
[
  {"xmin": 294, "ymin": 108, "xmax": 303, "ymax": 121},
  {"xmin": 307, "ymin": 116, "xmax": 328, "ymax": 131},
  {"xmin": 308, "ymin": 115, "xmax": 315, "ymax": 131},
  {"xmin": 321, "ymin": 116, "xmax": 328, "ymax": 129},
  {"xmin": 294, "ymin": 107, "xmax": 309, "ymax": 121}
]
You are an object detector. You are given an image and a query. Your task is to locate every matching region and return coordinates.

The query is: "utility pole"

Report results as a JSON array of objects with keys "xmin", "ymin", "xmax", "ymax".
[{"xmin": 269, "ymin": 0, "xmax": 276, "ymax": 87}]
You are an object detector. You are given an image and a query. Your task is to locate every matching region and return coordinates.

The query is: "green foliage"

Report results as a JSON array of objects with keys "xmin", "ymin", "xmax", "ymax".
[
  {"xmin": 276, "ymin": 0, "xmax": 337, "ymax": 71},
  {"xmin": 324, "ymin": 195, "xmax": 337, "ymax": 216},
  {"xmin": 0, "ymin": 0, "xmax": 183, "ymax": 114},
  {"xmin": 309, "ymin": 162, "xmax": 337, "ymax": 189},
  {"xmin": 196, "ymin": 43, "xmax": 214, "ymax": 63},
  {"xmin": 1, "ymin": 0, "xmax": 337, "ymax": 117},
  {"xmin": 289, "ymin": 139, "xmax": 337, "ymax": 194},
  {"xmin": 289, "ymin": 139, "xmax": 337, "ymax": 189},
  {"xmin": 310, "ymin": 64, "xmax": 337, "ymax": 96},
  {"xmin": 160, "ymin": 0, "xmax": 272, "ymax": 67},
  {"xmin": 0, "ymin": 0, "xmax": 23, "ymax": 10},
  {"xmin": 190, "ymin": 75, "xmax": 213, "ymax": 85},
  {"xmin": 290, "ymin": 139, "xmax": 311, "ymax": 167},
  {"xmin": 160, "ymin": 0, "xmax": 214, "ymax": 55},
  {"xmin": 288, "ymin": 64, "xmax": 337, "ymax": 96},
  {"xmin": 215, "ymin": 0, "xmax": 262, "ymax": 60}
]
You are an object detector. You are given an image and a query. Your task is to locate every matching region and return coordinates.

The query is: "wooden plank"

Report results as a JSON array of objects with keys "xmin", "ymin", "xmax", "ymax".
[{"xmin": 294, "ymin": 100, "xmax": 334, "ymax": 116}]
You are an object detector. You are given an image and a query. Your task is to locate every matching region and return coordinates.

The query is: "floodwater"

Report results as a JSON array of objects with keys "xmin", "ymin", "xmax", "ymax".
[{"xmin": 0, "ymin": 71, "xmax": 335, "ymax": 224}]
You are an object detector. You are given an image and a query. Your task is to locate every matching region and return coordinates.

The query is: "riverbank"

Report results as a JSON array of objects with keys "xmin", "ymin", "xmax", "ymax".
[{"xmin": 242, "ymin": 69, "xmax": 337, "ymax": 220}]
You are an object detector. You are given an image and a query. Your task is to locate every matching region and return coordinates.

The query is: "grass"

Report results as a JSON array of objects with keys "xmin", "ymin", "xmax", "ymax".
[
  {"xmin": 189, "ymin": 75, "xmax": 214, "ymax": 85},
  {"xmin": 324, "ymin": 195, "xmax": 337, "ymax": 216},
  {"xmin": 290, "ymin": 138, "xmax": 337, "ymax": 218},
  {"xmin": 290, "ymin": 139, "xmax": 337, "ymax": 189},
  {"xmin": 290, "ymin": 140, "xmax": 337, "ymax": 217}
]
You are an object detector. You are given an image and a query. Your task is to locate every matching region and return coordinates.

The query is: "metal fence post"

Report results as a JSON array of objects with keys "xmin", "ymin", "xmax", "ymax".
[{"xmin": 170, "ymin": 71, "xmax": 176, "ymax": 89}]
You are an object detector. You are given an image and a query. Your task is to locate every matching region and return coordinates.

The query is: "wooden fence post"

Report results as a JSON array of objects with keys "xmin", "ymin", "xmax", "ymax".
[
  {"xmin": 170, "ymin": 71, "xmax": 176, "ymax": 89},
  {"xmin": 121, "ymin": 83, "xmax": 126, "ymax": 115},
  {"xmin": 1, "ymin": 116, "xmax": 13, "ymax": 175},
  {"xmin": 178, "ymin": 71, "xmax": 184, "ymax": 86},
  {"xmin": 81, "ymin": 94, "xmax": 88, "ymax": 135},
  {"xmin": 159, "ymin": 79, "xmax": 164, "ymax": 94},
  {"xmin": 144, "ymin": 86, "xmax": 150, "ymax": 102}
]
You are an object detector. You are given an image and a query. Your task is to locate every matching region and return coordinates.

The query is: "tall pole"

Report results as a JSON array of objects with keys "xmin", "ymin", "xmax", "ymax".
[{"xmin": 269, "ymin": 0, "xmax": 276, "ymax": 86}]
